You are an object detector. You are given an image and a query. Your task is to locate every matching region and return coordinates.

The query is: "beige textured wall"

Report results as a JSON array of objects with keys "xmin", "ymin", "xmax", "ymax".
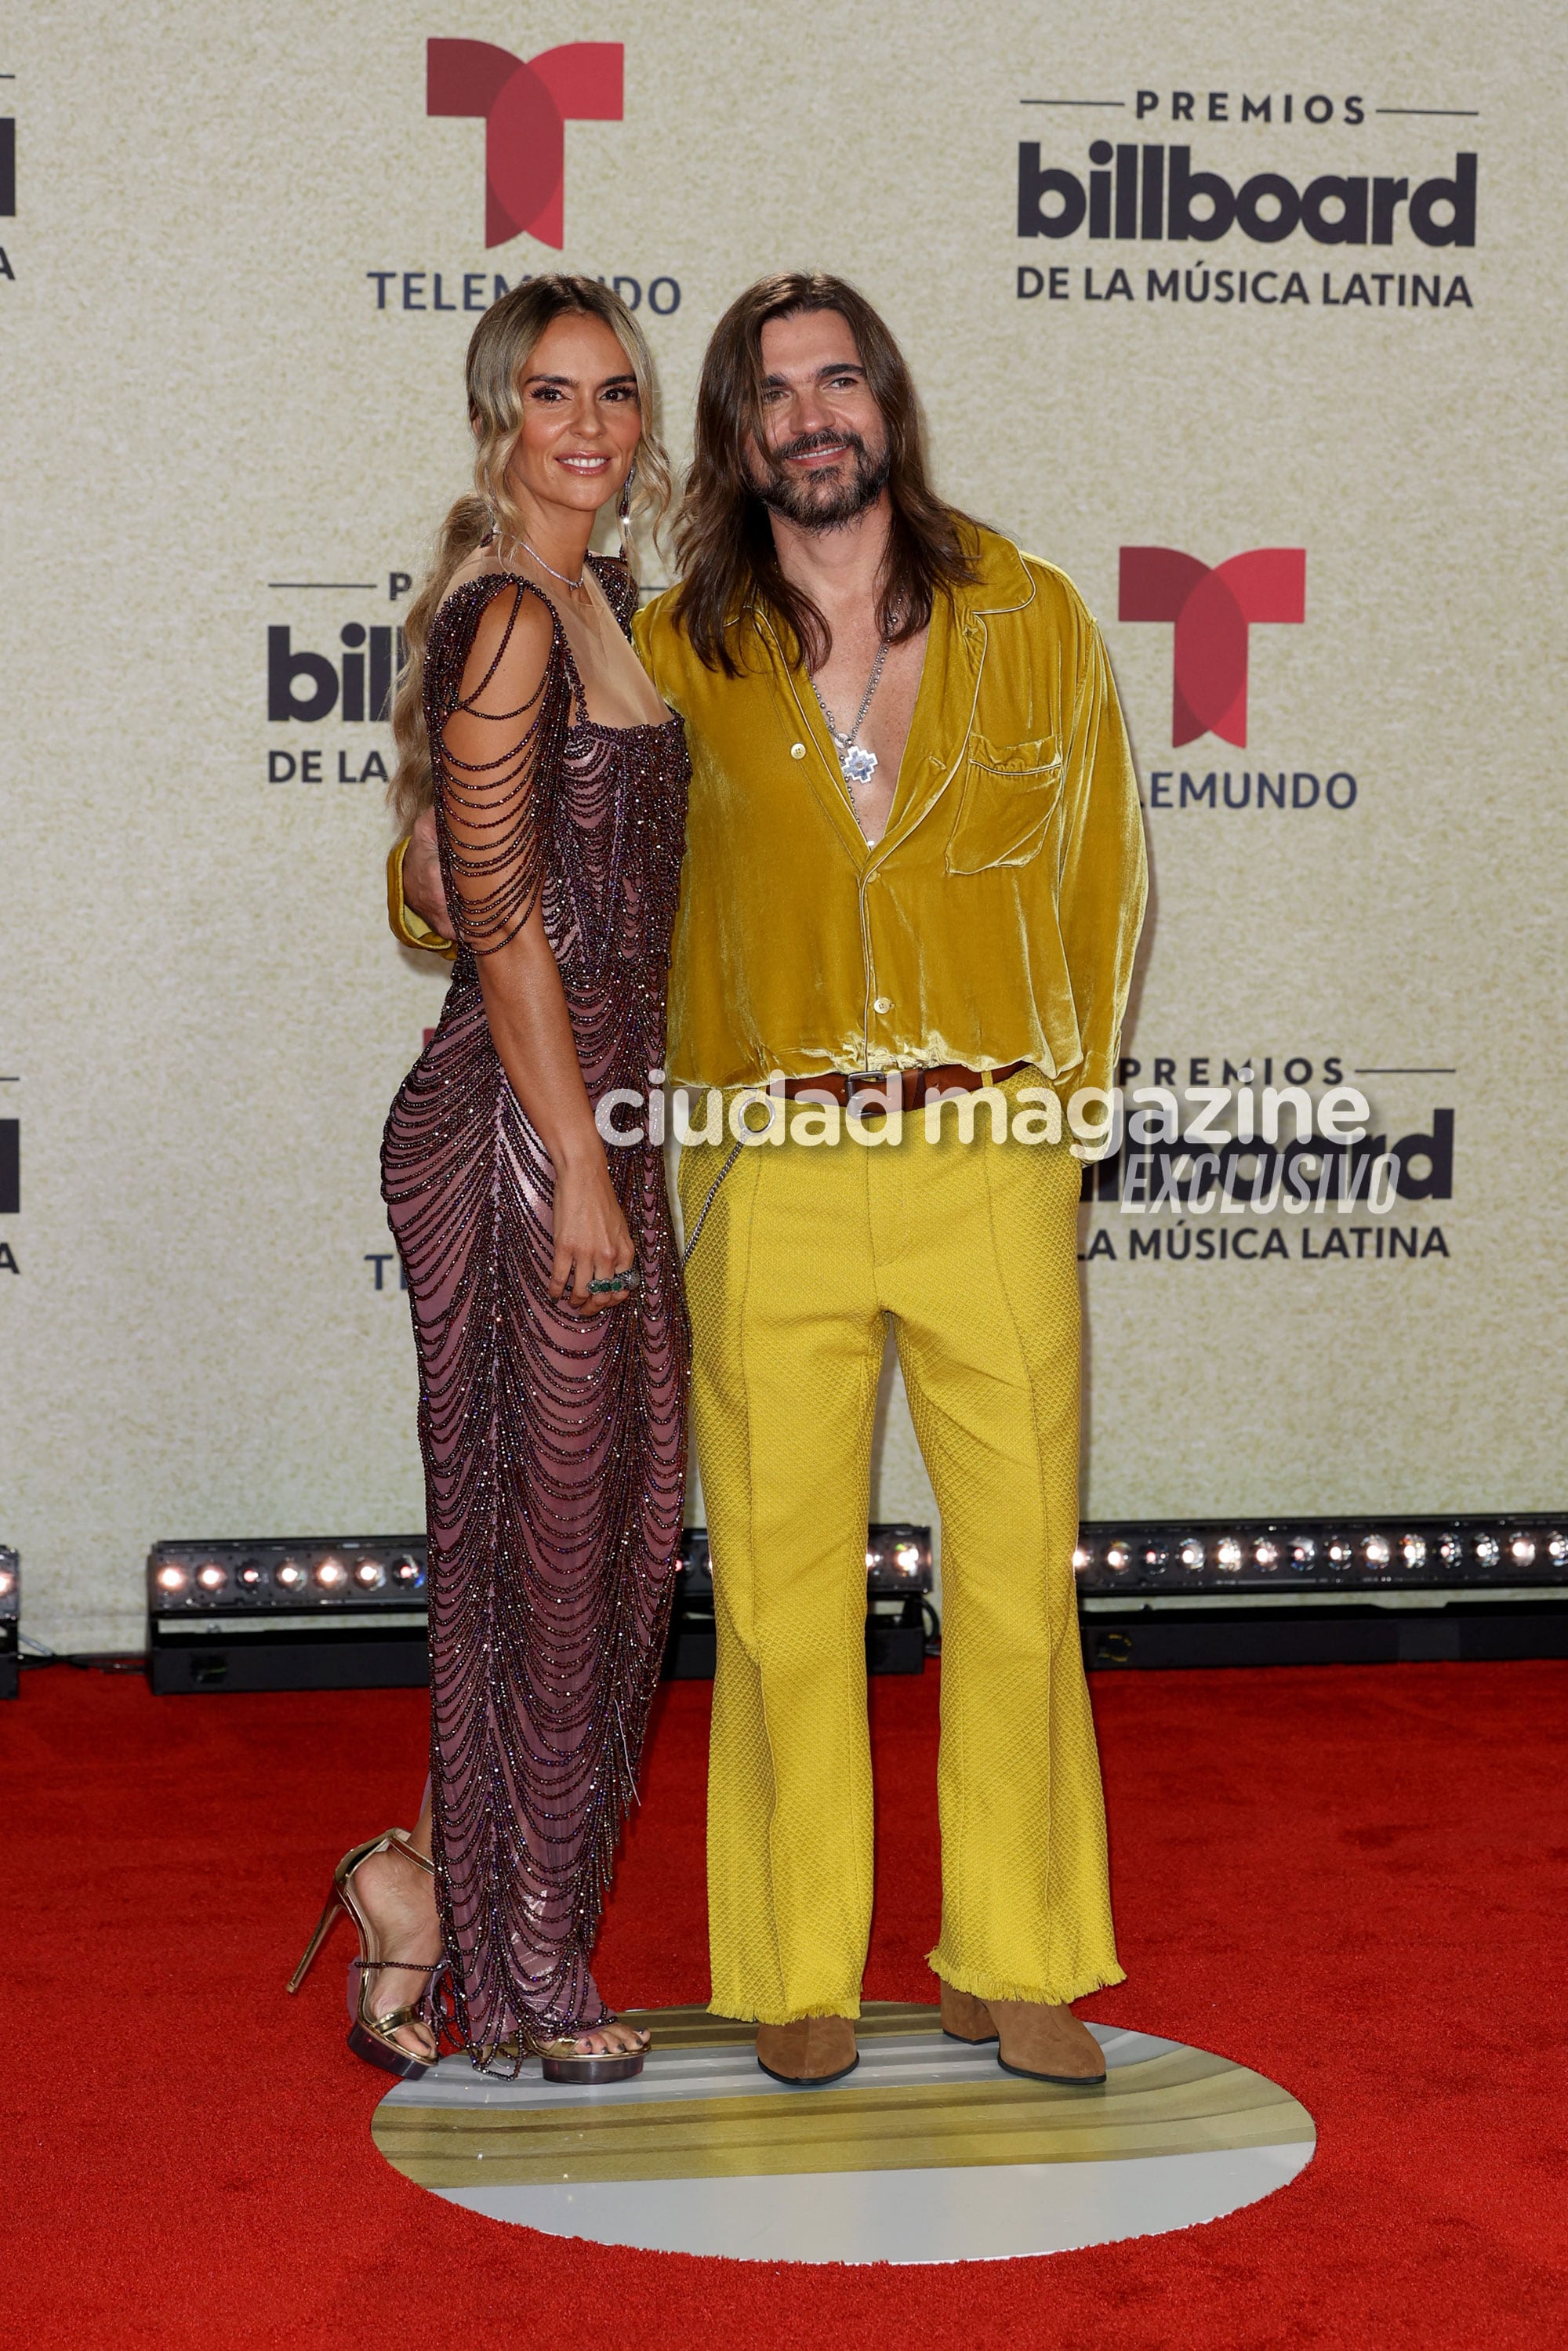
[{"xmin": 2, "ymin": 3, "xmax": 1561, "ymax": 1649}]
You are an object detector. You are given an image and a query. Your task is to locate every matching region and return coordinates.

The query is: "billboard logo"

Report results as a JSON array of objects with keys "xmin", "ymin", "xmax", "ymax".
[
  {"xmin": 1120, "ymin": 547, "xmax": 1305, "ymax": 747},
  {"xmin": 426, "ymin": 38, "xmax": 622, "ymax": 249},
  {"xmin": 1020, "ymin": 147, "xmax": 1476, "ymax": 249},
  {"xmin": 267, "ymin": 624, "xmax": 402, "ymax": 723}
]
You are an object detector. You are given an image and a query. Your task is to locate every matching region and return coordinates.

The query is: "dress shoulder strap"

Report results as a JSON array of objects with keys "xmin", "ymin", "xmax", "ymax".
[
  {"xmin": 430, "ymin": 570, "xmax": 572, "ymax": 699},
  {"xmin": 427, "ymin": 574, "xmax": 574, "ymax": 957},
  {"xmin": 588, "ymin": 553, "xmax": 641, "ymax": 641}
]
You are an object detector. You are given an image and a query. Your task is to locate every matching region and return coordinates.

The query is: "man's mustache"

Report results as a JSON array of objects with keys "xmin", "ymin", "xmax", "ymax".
[{"xmin": 768, "ymin": 428, "xmax": 869, "ymax": 467}]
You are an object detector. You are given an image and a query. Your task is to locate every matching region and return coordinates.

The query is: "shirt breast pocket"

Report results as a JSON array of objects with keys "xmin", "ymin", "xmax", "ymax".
[{"xmin": 944, "ymin": 734, "xmax": 1063, "ymax": 874}]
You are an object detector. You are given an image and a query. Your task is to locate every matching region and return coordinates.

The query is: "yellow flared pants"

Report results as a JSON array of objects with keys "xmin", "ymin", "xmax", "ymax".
[{"xmin": 677, "ymin": 1085, "xmax": 1124, "ymax": 2024}]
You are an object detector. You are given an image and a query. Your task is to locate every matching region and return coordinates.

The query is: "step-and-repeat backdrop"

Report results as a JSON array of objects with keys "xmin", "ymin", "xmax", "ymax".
[{"xmin": 4, "ymin": 4, "xmax": 1561, "ymax": 1647}]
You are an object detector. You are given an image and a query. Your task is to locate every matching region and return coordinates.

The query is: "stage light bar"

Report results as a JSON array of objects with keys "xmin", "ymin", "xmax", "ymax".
[
  {"xmin": 145, "ymin": 1536, "xmax": 429, "ymax": 1695},
  {"xmin": 1072, "ymin": 1515, "xmax": 1567, "ymax": 1593},
  {"xmin": 1072, "ymin": 1514, "xmax": 1568, "ymax": 1671},
  {"xmin": 0, "ymin": 1546, "xmax": 17, "ymax": 1700},
  {"xmin": 147, "ymin": 1537, "xmax": 426, "ymax": 1613},
  {"xmin": 148, "ymin": 1522, "xmax": 934, "ymax": 1695}
]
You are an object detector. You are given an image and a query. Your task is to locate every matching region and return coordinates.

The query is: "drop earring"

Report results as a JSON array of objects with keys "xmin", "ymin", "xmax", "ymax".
[{"xmin": 619, "ymin": 463, "xmax": 637, "ymax": 564}]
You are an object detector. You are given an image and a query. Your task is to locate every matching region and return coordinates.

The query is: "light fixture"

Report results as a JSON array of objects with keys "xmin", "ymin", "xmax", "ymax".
[
  {"xmin": 145, "ymin": 1536, "xmax": 430, "ymax": 1696},
  {"xmin": 0, "ymin": 1546, "xmax": 16, "ymax": 1701},
  {"xmin": 1074, "ymin": 1515, "xmax": 1567, "ymax": 1593},
  {"xmin": 1074, "ymin": 1515, "xmax": 1568, "ymax": 1672},
  {"xmin": 865, "ymin": 1525, "xmax": 935, "ymax": 1595}
]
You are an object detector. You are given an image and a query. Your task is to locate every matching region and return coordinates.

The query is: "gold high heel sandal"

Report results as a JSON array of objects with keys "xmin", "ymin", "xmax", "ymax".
[{"xmin": 288, "ymin": 1828, "xmax": 445, "ymax": 2080}]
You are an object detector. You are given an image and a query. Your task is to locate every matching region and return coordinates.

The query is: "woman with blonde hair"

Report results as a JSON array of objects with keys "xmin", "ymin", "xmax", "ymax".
[{"xmin": 289, "ymin": 276, "xmax": 689, "ymax": 2081}]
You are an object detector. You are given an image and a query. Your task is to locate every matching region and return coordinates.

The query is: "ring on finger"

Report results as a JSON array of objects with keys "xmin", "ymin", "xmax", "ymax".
[{"xmin": 587, "ymin": 1265, "xmax": 640, "ymax": 1296}]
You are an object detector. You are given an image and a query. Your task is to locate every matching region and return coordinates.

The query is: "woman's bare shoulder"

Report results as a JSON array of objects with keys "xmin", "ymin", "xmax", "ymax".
[
  {"xmin": 434, "ymin": 559, "xmax": 555, "ymax": 640},
  {"xmin": 441, "ymin": 578, "xmax": 558, "ymax": 724}
]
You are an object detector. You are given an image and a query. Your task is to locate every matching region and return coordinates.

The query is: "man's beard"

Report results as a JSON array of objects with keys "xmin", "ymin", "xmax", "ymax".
[{"xmin": 751, "ymin": 428, "xmax": 892, "ymax": 532}]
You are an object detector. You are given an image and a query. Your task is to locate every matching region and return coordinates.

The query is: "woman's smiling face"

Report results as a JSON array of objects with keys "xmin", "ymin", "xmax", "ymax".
[{"xmin": 503, "ymin": 312, "xmax": 644, "ymax": 525}]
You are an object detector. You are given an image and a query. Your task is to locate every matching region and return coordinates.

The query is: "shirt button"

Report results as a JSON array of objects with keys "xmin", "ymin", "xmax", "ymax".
[
  {"xmin": 789, "ymin": 742, "xmax": 807, "ymax": 760},
  {"xmin": 873, "ymin": 995, "xmax": 893, "ymax": 1014}
]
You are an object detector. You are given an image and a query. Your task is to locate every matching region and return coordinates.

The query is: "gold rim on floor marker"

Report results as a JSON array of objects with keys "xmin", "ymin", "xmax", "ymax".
[{"xmin": 372, "ymin": 2004, "xmax": 1316, "ymax": 2264}]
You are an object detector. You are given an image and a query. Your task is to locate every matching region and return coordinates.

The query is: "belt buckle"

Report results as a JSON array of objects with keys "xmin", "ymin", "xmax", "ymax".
[{"xmin": 844, "ymin": 1069, "xmax": 901, "ymax": 1118}]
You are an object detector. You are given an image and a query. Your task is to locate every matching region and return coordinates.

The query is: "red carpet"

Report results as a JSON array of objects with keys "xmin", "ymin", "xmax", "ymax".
[{"xmin": 3, "ymin": 1659, "xmax": 1565, "ymax": 2347}]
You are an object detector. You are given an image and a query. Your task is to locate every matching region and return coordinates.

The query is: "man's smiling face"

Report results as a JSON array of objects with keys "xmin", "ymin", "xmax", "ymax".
[{"xmin": 746, "ymin": 308, "xmax": 891, "ymax": 532}]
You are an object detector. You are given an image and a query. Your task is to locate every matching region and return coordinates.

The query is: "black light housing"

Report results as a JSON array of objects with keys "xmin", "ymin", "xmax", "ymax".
[
  {"xmin": 145, "ymin": 1524, "xmax": 938, "ymax": 1693},
  {"xmin": 145, "ymin": 1536, "xmax": 429, "ymax": 1693},
  {"xmin": 1073, "ymin": 1514, "xmax": 1568, "ymax": 1670},
  {"xmin": 1074, "ymin": 1514, "xmax": 1567, "ymax": 1589},
  {"xmin": 0, "ymin": 1546, "xmax": 17, "ymax": 1700}
]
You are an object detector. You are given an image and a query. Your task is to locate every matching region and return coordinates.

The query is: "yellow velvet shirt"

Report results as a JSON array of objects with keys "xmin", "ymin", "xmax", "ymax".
[
  {"xmin": 632, "ymin": 523, "xmax": 1146, "ymax": 1098},
  {"xmin": 390, "ymin": 524, "xmax": 1147, "ymax": 1102}
]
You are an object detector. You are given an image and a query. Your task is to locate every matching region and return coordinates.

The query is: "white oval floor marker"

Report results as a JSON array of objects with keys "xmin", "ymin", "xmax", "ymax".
[{"xmin": 374, "ymin": 2003, "xmax": 1315, "ymax": 2265}]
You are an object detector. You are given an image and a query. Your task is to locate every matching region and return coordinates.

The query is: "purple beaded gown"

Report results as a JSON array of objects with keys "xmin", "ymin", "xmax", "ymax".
[{"xmin": 382, "ymin": 557, "xmax": 689, "ymax": 2064}]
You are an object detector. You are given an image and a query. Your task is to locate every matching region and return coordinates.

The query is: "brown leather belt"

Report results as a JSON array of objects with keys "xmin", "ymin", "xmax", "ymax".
[{"xmin": 777, "ymin": 1061, "xmax": 1027, "ymax": 1114}]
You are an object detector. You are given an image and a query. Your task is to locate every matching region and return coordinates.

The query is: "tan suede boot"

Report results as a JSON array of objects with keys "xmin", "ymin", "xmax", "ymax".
[
  {"xmin": 754, "ymin": 2015, "xmax": 858, "ymax": 2086},
  {"xmin": 989, "ymin": 1997, "xmax": 1106, "ymax": 2084},
  {"xmin": 940, "ymin": 1982, "xmax": 999, "ymax": 2044},
  {"xmin": 941, "ymin": 1979, "xmax": 1105, "ymax": 2083}
]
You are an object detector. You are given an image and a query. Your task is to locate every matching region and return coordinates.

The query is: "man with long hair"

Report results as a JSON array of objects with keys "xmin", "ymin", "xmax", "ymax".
[
  {"xmin": 636, "ymin": 273, "xmax": 1146, "ymax": 2087},
  {"xmin": 398, "ymin": 271, "xmax": 1146, "ymax": 2089}
]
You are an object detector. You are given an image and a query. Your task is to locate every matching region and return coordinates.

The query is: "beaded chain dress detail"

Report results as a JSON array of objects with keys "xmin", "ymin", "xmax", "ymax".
[{"xmin": 382, "ymin": 560, "xmax": 689, "ymax": 2066}]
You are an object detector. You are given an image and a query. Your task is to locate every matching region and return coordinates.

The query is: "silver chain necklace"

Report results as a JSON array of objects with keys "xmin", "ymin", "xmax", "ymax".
[
  {"xmin": 521, "ymin": 535, "xmax": 586, "ymax": 591},
  {"xmin": 810, "ymin": 640, "xmax": 891, "ymax": 793},
  {"xmin": 495, "ymin": 524, "xmax": 586, "ymax": 593}
]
